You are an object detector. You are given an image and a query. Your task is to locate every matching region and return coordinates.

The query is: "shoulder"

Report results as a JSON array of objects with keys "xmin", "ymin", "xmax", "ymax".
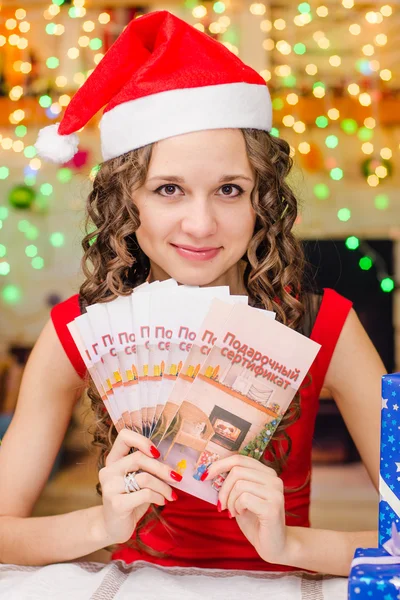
[
  {"xmin": 50, "ymin": 293, "xmax": 87, "ymax": 379},
  {"xmin": 299, "ymin": 287, "xmax": 352, "ymax": 340}
]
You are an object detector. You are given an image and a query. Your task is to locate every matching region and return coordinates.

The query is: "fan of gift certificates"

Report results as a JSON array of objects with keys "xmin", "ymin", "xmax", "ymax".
[{"xmin": 68, "ymin": 279, "xmax": 320, "ymax": 502}]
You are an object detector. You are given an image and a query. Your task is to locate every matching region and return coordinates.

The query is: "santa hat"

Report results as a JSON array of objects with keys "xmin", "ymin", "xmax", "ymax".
[{"xmin": 35, "ymin": 10, "xmax": 272, "ymax": 164}]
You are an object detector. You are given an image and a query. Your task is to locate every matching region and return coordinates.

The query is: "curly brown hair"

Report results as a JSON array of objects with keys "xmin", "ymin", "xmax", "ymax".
[{"xmin": 79, "ymin": 128, "xmax": 308, "ymax": 557}]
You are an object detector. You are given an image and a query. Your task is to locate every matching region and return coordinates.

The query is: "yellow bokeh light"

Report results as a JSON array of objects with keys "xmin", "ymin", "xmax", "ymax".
[
  {"xmin": 364, "ymin": 117, "xmax": 376, "ymax": 129},
  {"xmin": 86, "ymin": 68, "xmax": 94, "ymax": 77},
  {"xmin": 20, "ymin": 62, "xmax": 32, "ymax": 74},
  {"xmin": 294, "ymin": 15, "xmax": 306, "ymax": 26},
  {"xmin": 74, "ymin": 7, "xmax": 86, "ymax": 17},
  {"xmin": 349, "ymin": 23, "xmax": 361, "ymax": 35},
  {"xmin": 250, "ymin": 3, "xmax": 267, "ymax": 16},
  {"xmin": 59, "ymin": 94, "xmax": 71, "ymax": 106},
  {"xmin": 369, "ymin": 60, "xmax": 380, "ymax": 72},
  {"xmin": 19, "ymin": 21, "xmax": 30, "ymax": 33},
  {"xmin": 6, "ymin": 19, "xmax": 17, "ymax": 30},
  {"xmin": 318, "ymin": 37, "xmax": 330, "ymax": 49},
  {"xmin": 375, "ymin": 34, "xmax": 387, "ymax": 46},
  {"xmin": 0, "ymin": 35, "xmax": 6, "ymax": 47},
  {"xmin": 9, "ymin": 86, "xmax": 23, "ymax": 101},
  {"xmin": 13, "ymin": 109, "xmax": 25, "ymax": 122},
  {"xmin": 365, "ymin": 11, "xmax": 378, "ymax": 23},
  {"xmin": 299, "ymin": 13, "xmax": 312, "ymax": 24},
  {"xmin": 94, "ymin": 53, "xmax": 104, "ymax": 65},
  {"xmin": 260, "ymin": 19, "xmax": 272, "ymax": 32},
  {"xmin": 73, "ymin": 72, "xmax": 85, "ymax": 85},
  {"xmin": 313, "ymin": 87, "xmax": 326, "ymax": 98},
  {"xmin": 376, "ymin": 165, "xmax": 388, "ymax": 178},
  {"xmin": 367, "ymin": 174, "xmax": 379, "ymax": 187},
  {"xmin": 30, "ymin": 158, "xmax": 42, "ymax": 170},
  {"xmin": 359, "ymin": 92, "xmax": 371, "ymax": 106},
  {"xmin": 348, "ymin": 83, "xmax": 360, "ymax": 95},
  {"xmin": 329, "ymin": 55, "xmax": 341, "ymax": 67},
  {"xmin": 362, "ymin": 142, "xmax": 374, "ymax": 155},
  {"xmin": 82, "ymin": 20, "xmax": 95, "ymax": 32},
  {"xmin": 67, "ymin": 47, "xmax": 80, "ymax": 59},
  {"xmin": 48, "ymin": 4, "xmax": 60, "ymax": 16},
  {"xmin": 305, "ymin": 63, "xmax": 318, "ymax": 75},
  {"xmin": 99, "ymin": 12, "xmax": 111, "ymax": 24},
  {"xmin": 275, "ymin": 64, "xmax": 291, "ymax": 77},
  {"xmin": 342, "ymin": 0, "xmax": 354, "ymax": 8},
  {"xmin": 282, "ymin": 115, "xmax": 295, "ymax": 127},
  {"xmin": 313, "ymin": 30, "xmax": 325, "ymax": 41},
  {"xmin": 298, "ymin": 142, "xmax": 310, "ymax": 154},
  {"xmin": 316, "ymin": 6, "xmax": 328, "ymax": 17},
  {"xmin": 55, "ymin": 24, "xmax": 65, "ymax": 35},
  {"xmin": 221, "ymin": 42, "xmax": 239, "ymax": 55},
  {"xmin": 74, "ymin": 0, "xmax": 86, "ymax": 8},
  {"xmin": 50, "ymin": 102, "xmax": 62, "ymax": 115},
  {"xmin": 12, "ymin": 140, "xmax": 24, "ymax": 153},
  {"xmin": 286, "ymin": 93, "xmax": 298, "ymax": 105},
  {"xmin": 328, "ymin": 108, "xmax": 340, "ymax": 120},
  {"xmin": 263, "ymin": 38, "xmax": 275, "ymax": 51},
  {"xmin": 8, "ymin": 34, "xmax": 20, "ymax": 46},
  {"xmin": 293, "ymin": 121, "xmax": 306, "ymax": 133},
  {"xmin": 219, "ymin": 16, "xmax": 230, "ymax": 27},
  {"xmin": 17, "ymin": 37, "xmax": 28, "ymax": 50},
  {"xmin": 43, "ymin": 9, "xmax": 53, "ymax": 20},
  {"xmin": 260, "ymin": 69, "xmax": 271, "ymax": 82},
  {"xmin": 274, "ymin": 19, "xmax": 286, "ymax": 30},
  {"xmin": 78, "ymin": 35, "xmax": 90, "ymax": 47},
  {"xmin": 209, "ymin": 22, "xmax": 221, "ymax": 34},
  {"xmin": 362, "ymin": 44, "xmax": 374, "ymax": 57},
  {"xmin": 1, "ymin": 138, "xmax": 13, "ymax": 150},
  {"xmin": 56, "ymin": 76, "xmax": 68, "ymax": 88},
  {"xmin": 15, "ymin": 9, "xmax": 26, "ymax": 20},
  {"xmin": 380, "ymin": 5, "xmax": 392, "ymax": 17},
  {"xmin": 193, "ymin": 23, "xmax": 205, "ymax": 32},
  {"xmin": 276, "ymin": 40, "xmax": 291, "ymax": 55},
  {"xmin": 380, "ymin": 69, "xmax": 392, "ymax": 81},
  {"xmin": 380, "ymin": 147, "xmax": 392, "ymax": 160}
]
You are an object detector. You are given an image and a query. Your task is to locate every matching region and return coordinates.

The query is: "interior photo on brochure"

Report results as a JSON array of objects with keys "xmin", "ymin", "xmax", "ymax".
[{"xmin": 67, "ymin": 281, "xmax": 321, "ymax": 505}]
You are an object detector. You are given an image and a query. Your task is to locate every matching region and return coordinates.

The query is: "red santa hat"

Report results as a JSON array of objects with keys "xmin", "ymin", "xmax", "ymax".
[{"xmin": 35, "ymin": 10, "xmax": 272, "ymax": 164}]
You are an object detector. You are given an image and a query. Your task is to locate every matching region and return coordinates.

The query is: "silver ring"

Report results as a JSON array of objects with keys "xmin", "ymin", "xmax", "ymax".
[{"xmin": 124, "ymin": 471, "xmax": 141, "ymax": 494}]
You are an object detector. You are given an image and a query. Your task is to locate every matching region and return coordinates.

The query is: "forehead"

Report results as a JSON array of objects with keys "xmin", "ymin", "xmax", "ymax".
[{"xmin": 147, "ymin": 129, "xmax": 253, "ymax": 176}]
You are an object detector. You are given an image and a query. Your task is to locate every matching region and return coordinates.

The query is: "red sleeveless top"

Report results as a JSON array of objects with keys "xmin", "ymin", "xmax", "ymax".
[{"xmin": 51, "ymin": 288, "xmax": 352, "ymax": 571}]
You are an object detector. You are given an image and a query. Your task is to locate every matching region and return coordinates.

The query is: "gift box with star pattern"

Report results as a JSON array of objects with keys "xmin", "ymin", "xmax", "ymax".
[
  {"xmin": 348, "ymin": 547, "xmax": 400, "ymax": 599},
  {"xmin": 379, "ymin": 374, "xmax": 400, "ymax": 548}
]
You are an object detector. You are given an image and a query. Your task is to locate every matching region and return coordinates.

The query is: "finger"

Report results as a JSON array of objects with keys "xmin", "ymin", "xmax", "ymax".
[
  {"xmin": 107, "ymin": 450, "xmax": 182, "ymax": 485},
  {"xmin": 111, "ymin": 488, "xmax": 167, "ymax": 515},
  {"xmin": 105, "ymin": 429, "xmax": 160, "ymax": 466},
  {"xmin": 218, "ymin": 466, "xmax": 275, "ymax": 511},
  {"xmin": 234, "ymin": 491, "xmax": 271, "ymax": 519},
  {"xmin": 227, "ymin": 481, "xmax": 275, "ymax": 517},
  {"xmin": 104, "ymin": 471, "xmax": 176, "ymax": 502},
  {"xmin": 204, "ymin": 454, "xmax": 277, "ymax": 482}
]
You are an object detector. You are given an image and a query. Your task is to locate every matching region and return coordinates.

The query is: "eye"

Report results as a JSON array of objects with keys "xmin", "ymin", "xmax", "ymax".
[
  {"xmin": 219, "ymin": 184, "xmax": 244, "ymax": 197},
  {"xmin": 154, "ymin": 184, "xmax": 183, "ymax": 197}
]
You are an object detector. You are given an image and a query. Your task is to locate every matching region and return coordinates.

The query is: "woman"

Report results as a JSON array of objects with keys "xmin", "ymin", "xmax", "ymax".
[{"xmin": 0, "ymin": 11, "xmax": 383, "ymax": 575}]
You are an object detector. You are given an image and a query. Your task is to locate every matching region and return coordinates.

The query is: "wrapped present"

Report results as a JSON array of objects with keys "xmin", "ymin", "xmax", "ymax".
[
  {"xmin": 379, "ymin": 374, "xmax": 400, "ymax": 548},
  {"xmin": 348, "ymin": 524, "xmax": 400, "ymax": 599}
]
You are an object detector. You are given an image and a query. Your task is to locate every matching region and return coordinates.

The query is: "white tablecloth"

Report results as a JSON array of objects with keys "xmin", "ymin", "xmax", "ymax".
[{"xmin": 0, "ymin": 560, "xmax": 348, "ymax": 600}]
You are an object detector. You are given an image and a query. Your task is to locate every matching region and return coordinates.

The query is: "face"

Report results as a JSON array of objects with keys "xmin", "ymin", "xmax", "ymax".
[{"xmin": 133, "ymin": 129, "xmax": 257, "ymax": 290}]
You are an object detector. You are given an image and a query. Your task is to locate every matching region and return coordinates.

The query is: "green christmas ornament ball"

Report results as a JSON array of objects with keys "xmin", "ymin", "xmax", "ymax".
[{"xmin": 8, "ymin": 185, "xmax": 36, "ymax": 210}]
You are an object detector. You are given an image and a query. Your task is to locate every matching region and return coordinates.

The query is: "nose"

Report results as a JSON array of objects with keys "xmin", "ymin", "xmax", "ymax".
[{"xmin": 180, "ymin": 196, "xmax": 218, "ymax": 239}]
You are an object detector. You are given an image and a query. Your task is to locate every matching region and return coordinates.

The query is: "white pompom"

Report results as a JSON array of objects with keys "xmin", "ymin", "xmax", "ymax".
[{"xmin": 34, "ymin": 123, "xmax": 79, "ymax": 164}]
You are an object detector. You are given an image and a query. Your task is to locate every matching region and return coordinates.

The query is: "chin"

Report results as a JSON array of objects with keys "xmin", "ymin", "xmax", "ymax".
[{"xmin": 165, "ymin": 264, "xmax": 224, "ymax": 287}]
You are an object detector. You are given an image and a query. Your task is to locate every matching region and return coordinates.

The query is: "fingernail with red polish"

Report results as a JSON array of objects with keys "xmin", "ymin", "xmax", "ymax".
[
  {"xmin": 217, "ymin": 500, "xmax": 222, "ymax": 512},
  {"xmin": 150, "ymin": 445, "xmax": 161, "ymax": 458},
  {"xmin": 170, "ymin": 471, "xmax": 182, "ymax": 482},
  {"xmin": 228, "ymin": 510, "xmax": 233, "ymax": 519},
  {"xmin": 200, "ymin": 470, "xmax": 209, "ymax": 482},
  {"xmin": 171, "ymin": 491, "xmax": 178, "ymax": 501}
]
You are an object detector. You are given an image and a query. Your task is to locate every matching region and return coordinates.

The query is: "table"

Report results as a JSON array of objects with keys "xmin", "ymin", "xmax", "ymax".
[{"xmin": 0, "ymin": 560, "xmax": 348, "ymax": 599}]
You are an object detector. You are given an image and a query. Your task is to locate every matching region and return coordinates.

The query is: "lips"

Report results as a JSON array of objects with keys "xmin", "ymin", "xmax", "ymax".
[{"xmin": 171, "ymin": 244, "xmax": 220, "ymax": 252}]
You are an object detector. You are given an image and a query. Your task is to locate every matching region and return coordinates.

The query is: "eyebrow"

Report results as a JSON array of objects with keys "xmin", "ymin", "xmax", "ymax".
[{"xmin": 147, "ymin": 174, "xmax": 253, "ymax": 184}]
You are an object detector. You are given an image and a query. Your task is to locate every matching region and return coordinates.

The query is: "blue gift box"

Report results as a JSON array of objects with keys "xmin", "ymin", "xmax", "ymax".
[
  {"xmin": 348, "ymin": 547, "xmax": 400, "ymax": 599},
  {"xmin": 380, "ymin": 374, "xmax": 400, "ymax": 548}
]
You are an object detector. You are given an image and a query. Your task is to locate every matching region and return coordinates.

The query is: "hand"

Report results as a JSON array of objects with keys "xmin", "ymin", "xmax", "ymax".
[
  {"xmin": 98, "ymin": 429, "xmax": 181, "ymax": 545},
  {"xmin": 204, "ymin": 455, "xmax": 288, "ymax": 565}
]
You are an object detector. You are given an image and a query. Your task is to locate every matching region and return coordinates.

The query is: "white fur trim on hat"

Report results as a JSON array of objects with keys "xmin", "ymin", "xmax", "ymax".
[
  {"xmin": 100, "ymin": 82, "xmax": 271, "ymax": 161},
  {"xmin": 34, "ymin": 123, "xmax": 79, "ymax": 164}
]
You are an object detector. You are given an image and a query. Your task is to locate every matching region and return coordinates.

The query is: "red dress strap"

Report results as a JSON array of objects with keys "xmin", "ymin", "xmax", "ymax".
[
  {"xmin": 50, "ymin": 294, "xmax": 87, "ymax": 379},
  {"xmin": 309, "ymin": 288, "xmax": 353, "ymax": 395}
]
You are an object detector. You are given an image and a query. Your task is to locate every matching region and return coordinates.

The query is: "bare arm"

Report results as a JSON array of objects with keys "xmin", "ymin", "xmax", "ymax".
[{"xmin": 0, "ymin": 318, "xmax": 113, "ymax": 565}]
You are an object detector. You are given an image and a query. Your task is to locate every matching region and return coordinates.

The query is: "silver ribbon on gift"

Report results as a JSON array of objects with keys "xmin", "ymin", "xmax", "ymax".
[{"xmin": 351, "ymin": 523, "xmax": 400, "ymax": 568}]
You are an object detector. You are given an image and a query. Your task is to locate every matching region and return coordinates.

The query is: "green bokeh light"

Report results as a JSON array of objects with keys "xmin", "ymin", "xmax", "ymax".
[
  {"xmin": 24, "ymin": 146, "xmax": 37, "ymax": 158},
  {"xmin": 25, "ymin": 244, "xmax": 38, "ymax": 258},
  {"xmin": 359, "ymin": 256, "xmax": 373, "ymax": 270},
  {"xmin": 26, "ymin": 225, "xmax": 39, "ymax": 241},
  {"xmin": 68, "ymin": 6, "xmax": 78, "ymax": 17},
  {"xmin": 270, "ymin": 127, "xmax": 280, "ymax": 138},
  {"xmin": 313, "ymin": 81, "xmax": 325, "ymax": 91},
  {"xmin": 213, "ymin": 1, "xmax": 226, "ymax": 12},
  {"xmin": 40, "ymin": 183, "xmax": 53, "ymax": 196},
  {"xmin": 272, "ymin": 98, "xmax": 284, "ymax": 110},
  {"xmin": 381, "ymin": 277, "xmax": 395, "ymax": 293},
  {"xmin": 0, "ymin": 262, "xmax": 10, "ymax": 276},
  {"xmin": 18, "ymin": 219, "xmax": 30, "ymax": 233},
  {"xmin": 341, "ymin": 118, "xmax": 358, "ymax": 135},
  {"xmin": 57, "ymin": 168, "xmax": 73, "ymax": 183},
  {"xmin": 374, "ymin": 194, "xmax": 389, "ymax": 210},
  {"xmin": 39, "ymin": 95, "xmax": 52, "ymax": 108},
  {"xmin": 89, "ymin": 38, "xmax": 102, "ymax": 50},
  {"xmin": 313, "ymin": 183, "xmax": 330, "ymax": 200},
  {"xmin": 2, "ymin": 285, "xmax": 21, "ymax": 305},
  {"xmin": 0, "ymin": 207, "xmax": 9, "ymax": 220},
  {"xmin": 337, "ymin": 208, "xmax": 351, "ymax": 221},
  {"xmin": 294, "ymin": 43, "xmax": 306, "ymax": 55},
  {"xmin": 316, "ymin": 115, "xmax": 328, "ymax": 128},
  {"xmin": 24, "ymin": 175, "xmax": 36, "ymax": 186},
  {"xmin": 298, "ymin": 2, "xmax": 311, "ymax": 13},
  {"xmin": 15, "ymin": 125, "xmax": 27, "ymax": 138},
  {"xmin": 50, "ymin": 232, "xmax": 65, "ymax": 247},
  {"xmin": 0, "ymin": 244, "xmax": 6, "ymax": 258},
  {"xmin": 357, "ymin": 127, "xmax": 373, "ymax": 142},
  {"xmin": 345, "ymin": 236, "xmax": 360, "ymax": 250},
  {"xmin": 0, "ymin": 167, "xmax": 10, "ymax": 180},
  {"xmin": 52, "ymin": 0, "xmax": 65, "ymax": 5},
  {"xmin": 330, "ymin": 167, "xmax": 343, "ymax": 181},
  {"xmin": 32, "ymin": 256, "xmax": 44, "ymax": 270},
  {"xmin": 46, "ymin": 23, "xmax": 57, "ymax": 35},
  {"xmin": 325, "ymin": 135, "xmax": 338, "ymax": 149},
  {"xmin": 46, "ymin": 57, "xmax": 59, "ymax": 69},
  {"xmin": 283, "ymin": 74, "xmax": 296, "ymax": 87}
]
